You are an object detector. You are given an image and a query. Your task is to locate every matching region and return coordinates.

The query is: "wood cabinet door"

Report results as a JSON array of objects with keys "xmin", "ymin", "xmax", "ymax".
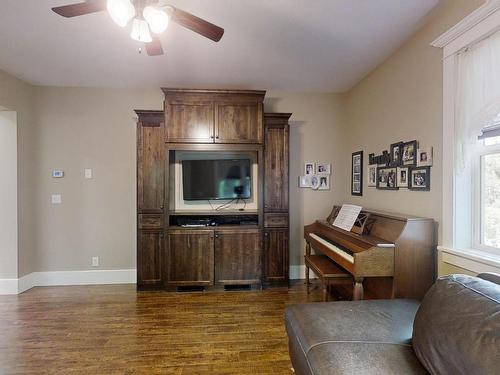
[
  {"xmin": 167, "ymin": 230, "xmax": 214, "ymax": 286},
  {"xmin": 215, "ymin": 103, "xmax": 263, "ymax": 143},
  {"xmin": 137, "ymin": 120, "xmax": 164, "ymax": 212},
  {"xmin": 264, "ymin": 124, "xmax": 289, "ymax": 212},
  {"xmin": 165, "ymin": 101, "xmax": 214, "ymax": 143},
  {"xmin": 137, "ymin": 230, "xmax": 164, "ymax": 288},
  {"xmin": 214, "ymin": 230, "xmax": 261, "ymax": 285},
  {"xmin": 263, "ymin": 229, "xmax": 289, "ymax": 282}
]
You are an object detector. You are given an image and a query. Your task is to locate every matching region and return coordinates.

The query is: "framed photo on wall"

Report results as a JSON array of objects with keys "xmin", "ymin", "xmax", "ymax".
[
  {"xmin": 304, "ymin": 162, "xmax": 315, "ymax": 175},
  {"xmin": 417, "ymin": 147, "xmax": 433, "ymax": 167},
  {"xmin": 409, "ymin": 166, "xmax": 431, "ymax": 191},
  {"xmin": 351, "ymin": 151, "xmax": 363, "ymax": 196},
  {"xmin": 397, "ymin": 167, "xmax": 409, "ymax": 188},
  {"xmin": 402, "ymin": 140, "xmax": 418, "ymax": 166},
  {"xmin": 376, "ymin": 167, "xmax": 398, "ymax": 190},
  {"xmin": 368, "ymin": 165, "xmax": 377, "ymax": 187},
  {"xmin": 316, "ymin": 163, "xmax": 331, "ymax": 174},
  {"xmin": 390, "ymin": 142, "xmax": 403, "ymax": 166},
  {"xmin": 318, "ymin": 175, "xmax": 330, "ymax": 190}
]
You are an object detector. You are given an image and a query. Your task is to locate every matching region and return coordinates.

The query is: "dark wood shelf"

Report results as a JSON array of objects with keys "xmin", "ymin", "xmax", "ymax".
[
  {"xmin": 168, "ymin": 225, "xmax": 259, "ymax": 230},
  {"xmin": 170, "ymin": 210, "xmax": 259, "ymax": 216}
]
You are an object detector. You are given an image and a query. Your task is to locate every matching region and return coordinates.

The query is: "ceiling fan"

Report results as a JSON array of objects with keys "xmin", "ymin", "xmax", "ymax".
[{"xmin": 52, "ymin": 0, "xmax": 224, "ymax": 56}]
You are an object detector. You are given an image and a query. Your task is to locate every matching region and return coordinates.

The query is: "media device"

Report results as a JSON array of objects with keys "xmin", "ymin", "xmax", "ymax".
[{"xmin": 182, "ymin": 159, "xmax": 251, "ymax": 201}]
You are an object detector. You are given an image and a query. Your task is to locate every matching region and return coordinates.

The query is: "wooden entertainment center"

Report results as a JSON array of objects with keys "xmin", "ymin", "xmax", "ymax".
[{"xmin": 136, "ymin": 89, "xmax": 290, "ymax": 290}]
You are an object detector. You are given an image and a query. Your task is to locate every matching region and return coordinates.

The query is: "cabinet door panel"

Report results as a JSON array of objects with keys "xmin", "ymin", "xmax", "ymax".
[
  {"xmin": 137, "ymin": 122, "xmax": 164, "ymax": 212},
  {"xmin": 166, "ymin": 102, "xmax": 214, "ymax": 143},
  {"xmin": 167, "ymin": 230, "xmax": 214, "ymax": 285},
  {"xmin": 215, "ymin": 103, "xmax": 263, "ymax": 143},
  {"xmin": 214, "ymin": 230, "xmax": 261, "ymax": 284},
  {"xmin": 264, "ymin": 124, "xmax": 289, "ymax": 211},
  {"xmin": 264, "ymin": 229, "xmax": 289, "ymax": 282},
  {"xmin": 137, "ymin": 230, "xmax": 163, "ymax": 287}
]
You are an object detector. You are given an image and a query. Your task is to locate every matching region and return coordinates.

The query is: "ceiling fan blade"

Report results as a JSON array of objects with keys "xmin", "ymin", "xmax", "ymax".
[
  {"xmin": 146, "ymin": 37, "xmax": 164, "ymax": 56},
  {"xmin": 52, "ymin": 0, "xmax": 106, "ymax": 18},
  {"xmin": 171, "ymin": 7, "xmax": 224, "ymax": 42}
]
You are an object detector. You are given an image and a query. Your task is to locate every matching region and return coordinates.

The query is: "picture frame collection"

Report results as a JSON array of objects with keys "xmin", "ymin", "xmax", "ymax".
[
  {"xmin": 299, "ymin": 162, "xmax": 331, "ymax": 190},
  {"xmin": 369, "ymin": 141, "xmax": 433, "ymax": 191}
]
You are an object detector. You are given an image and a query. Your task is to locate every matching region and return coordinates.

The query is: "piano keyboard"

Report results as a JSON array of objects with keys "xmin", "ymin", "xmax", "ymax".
[{"xmin": 309, "ymin": 233, "xmax": 355, "ymax": 264}]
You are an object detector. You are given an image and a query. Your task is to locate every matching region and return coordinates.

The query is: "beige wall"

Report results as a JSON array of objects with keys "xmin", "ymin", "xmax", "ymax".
[
  {"xmin": 0, "ymin": 69, "xmax": 36, "ymax": 278},
  {"xmin": 343, "ymin": 0, "xmax": 483, "ymax": 243},
  {"xmin": 0, "ymin": 111, "xmax": 18, "ymax": 278},
  {"xmin": 32, "ymin": 87, "xmax": 163, "ymax": 271},
  {"xmin": 265, "ymin": 92, "xmax": 348, "ymax": 266}
]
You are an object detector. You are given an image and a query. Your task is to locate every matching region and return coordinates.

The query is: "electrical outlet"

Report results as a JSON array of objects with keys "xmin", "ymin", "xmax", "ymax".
[
  {"xmin": 84, "ymin": 169, "xmax": 93, "ymax": 179},
  {"xmin": 92, "ymin": 256, "xmax": 99, "ymax": 267},
  {"xmin": 51, "ymin": 194, "xmax": 62, "ymax": 204}
]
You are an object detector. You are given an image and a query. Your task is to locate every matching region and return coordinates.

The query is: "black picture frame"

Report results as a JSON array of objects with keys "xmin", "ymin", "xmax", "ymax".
[
  {"xmin": 390, "ymin": 142, "xmax": 403, "ymax": 167},
  {"xmin": 402, "ymin": 140, "xmax": 418, "ymax": 167},
  {"xmin": 409, "ymin": 166, "xmax": 431, "ymax": 191},
  {"xmin": 376, "ymin": 166, "xmax": 399, "ymax": 190},
  {"xmin": 351, "ymin": 151, "xmax": 363, "ymax": 196}
]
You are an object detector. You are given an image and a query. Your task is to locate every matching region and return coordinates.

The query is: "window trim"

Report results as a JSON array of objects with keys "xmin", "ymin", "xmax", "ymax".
[
  {"xmin": 473, "ymin": 143, "xmax": 500, "ymax": 255},
  {"xmin": 432, "ymin": 0, "xmax": 500, "ymax": 251}
]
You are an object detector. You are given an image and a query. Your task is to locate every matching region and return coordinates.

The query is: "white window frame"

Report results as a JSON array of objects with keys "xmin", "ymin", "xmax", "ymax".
[
  {"xmin": 432, "ymin": 0, "xmax": 500, "ymax": 272},
  {"xmin": 472, "ymin": 141, "xmax": 500, "ymax": 255}
]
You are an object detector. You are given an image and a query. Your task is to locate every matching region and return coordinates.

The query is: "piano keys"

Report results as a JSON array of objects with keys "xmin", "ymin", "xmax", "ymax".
[{"xmin": 304, "ymin": 208, "xmax": 436, "ymax": 300}]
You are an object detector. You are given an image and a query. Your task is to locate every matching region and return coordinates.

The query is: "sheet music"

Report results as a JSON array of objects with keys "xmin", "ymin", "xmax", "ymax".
[{"xmin": 332, "ymin": 204, "xmax": 362, "ymax": 232}]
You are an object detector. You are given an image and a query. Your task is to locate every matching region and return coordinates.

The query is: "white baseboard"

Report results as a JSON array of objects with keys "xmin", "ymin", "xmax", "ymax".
[
  {"xmin": 0, "ymin": 278, "xmax": 20, "ymax": 295},
  {"xmin": 0, "ymin": 269, "xmax": 136, "ymax": 295},
  {"xmin": 3, "ymin": 267, "xmax": 308, "ymax": 295},
  {"xmin": 289, "ymin": 265, "xmax": 316, "ymax": 280}
]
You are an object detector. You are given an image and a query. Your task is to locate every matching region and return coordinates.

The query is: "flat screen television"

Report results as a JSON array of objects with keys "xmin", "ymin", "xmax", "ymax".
[{"xmin": 182, "ymin": 159, "xmax": 252, "ymax": 201}]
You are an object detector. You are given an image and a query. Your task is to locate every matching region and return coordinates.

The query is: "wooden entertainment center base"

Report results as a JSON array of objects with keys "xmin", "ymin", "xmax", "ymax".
[{"xmin": 136, "ymin": 89, "xmax": 290, "ymax": 291}]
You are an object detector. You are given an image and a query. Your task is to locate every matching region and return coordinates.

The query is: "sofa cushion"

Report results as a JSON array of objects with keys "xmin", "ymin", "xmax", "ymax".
[
  {"xmin": 413, "ymin": 274, "xmax": 500, "ymax": 375},
  {"xmin": 306, "ymin": 342, "xmax": 428, "ymax": 375},
  {"xmin": 285, "ymin": 299, "xmax": 424, "ymax": 374}
]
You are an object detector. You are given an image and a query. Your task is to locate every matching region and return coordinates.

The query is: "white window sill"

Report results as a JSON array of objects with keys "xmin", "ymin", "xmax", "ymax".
[{"xmin": 438, "ymin": 246, "xmax": 500, "ymax": 274}]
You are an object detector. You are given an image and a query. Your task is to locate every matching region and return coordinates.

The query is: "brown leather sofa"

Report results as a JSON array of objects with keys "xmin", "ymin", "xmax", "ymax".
[{"xmin": 285, "ymin": 273, "xmax": 500, "ymax": 375}]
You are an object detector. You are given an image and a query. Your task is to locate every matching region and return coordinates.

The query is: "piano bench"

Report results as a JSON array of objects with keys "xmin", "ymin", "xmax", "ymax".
[{"xmin": 304, "ymin": 255, "xmax": 352, "ymax": 301}]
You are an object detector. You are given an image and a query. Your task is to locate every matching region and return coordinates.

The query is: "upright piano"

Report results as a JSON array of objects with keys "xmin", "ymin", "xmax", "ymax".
[{"xmin": 304, "ymin": 207, "xmax": 436, "ymax": 300}]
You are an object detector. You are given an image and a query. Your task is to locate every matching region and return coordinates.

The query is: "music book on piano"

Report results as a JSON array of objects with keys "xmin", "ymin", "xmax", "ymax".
[{"xmin": 332, "ymin": 204, "xmax": 362, "ymax": 232}]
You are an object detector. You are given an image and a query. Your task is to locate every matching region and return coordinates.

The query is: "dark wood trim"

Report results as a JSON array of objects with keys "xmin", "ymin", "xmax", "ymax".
[{"xmin": 162, "ymin": 88, "xmax": 266, "ymax": 97}]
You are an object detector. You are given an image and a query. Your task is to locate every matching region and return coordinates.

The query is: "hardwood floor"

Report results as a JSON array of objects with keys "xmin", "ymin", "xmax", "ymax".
[{"xmin": 0, "ymin": 281, "xmax": 327, "ymax": 374}]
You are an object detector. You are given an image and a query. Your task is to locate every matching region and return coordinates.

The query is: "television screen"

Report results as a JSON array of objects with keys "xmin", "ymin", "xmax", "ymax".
[{"xmin": 182, "ymin": 159, "xmax": 252, "ymax": 201}]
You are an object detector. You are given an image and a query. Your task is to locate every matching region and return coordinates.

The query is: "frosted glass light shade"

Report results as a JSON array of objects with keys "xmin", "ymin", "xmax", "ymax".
[
  {"xmin": 107, "ymin": 0, "xmax": 135, "ymax": 27},
  {"xmin": 130, "ymin": 18, "xmax": 153, "ymax": 42},
  {"xmin": 143, "ymin": 6, "xmax": 169, "ymax": 34}
]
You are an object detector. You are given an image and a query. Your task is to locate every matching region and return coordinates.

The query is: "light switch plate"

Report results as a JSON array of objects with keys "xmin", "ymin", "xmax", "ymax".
[
  {"xmin": 84, "ymin": 169, "xmax": 92, "ymax": 179},
  {"xmin": 92, "ymin": 256, "xmax": 99, "ymax": 267},
  {"xmin": 51, "ymin": 194, "xmax": 62, "ymax": 204}
]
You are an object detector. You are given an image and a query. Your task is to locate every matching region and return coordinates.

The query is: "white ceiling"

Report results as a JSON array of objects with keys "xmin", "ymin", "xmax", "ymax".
[{"xmin": 0, "ymin": 0, "xmax": 439, "ymax": 92}]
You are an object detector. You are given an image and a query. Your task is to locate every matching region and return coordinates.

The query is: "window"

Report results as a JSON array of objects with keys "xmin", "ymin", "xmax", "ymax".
[{"xmin": 475, "ymin": 114, "xmax": 500, "ymax": 255}]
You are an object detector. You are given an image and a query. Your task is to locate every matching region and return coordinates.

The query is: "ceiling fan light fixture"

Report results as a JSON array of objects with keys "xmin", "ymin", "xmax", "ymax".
[
  {"xmin": 107, "ymin": 0, "xmax": 135, "ymax": 27},
  {"xmin": 130, "ymin": 18, "xmax": 153, "ymax": 43},
  {"xmin": 143, "ymin": 6, "xmax": 169, "ymax": 34}
]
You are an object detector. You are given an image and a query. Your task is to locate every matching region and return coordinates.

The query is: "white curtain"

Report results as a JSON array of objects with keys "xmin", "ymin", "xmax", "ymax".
[{"xmin": 455, "ymin": 29, "xmax": 500, "ymax": 172}]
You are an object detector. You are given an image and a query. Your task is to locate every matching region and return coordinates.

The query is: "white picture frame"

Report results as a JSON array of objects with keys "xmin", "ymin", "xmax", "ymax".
[
  {"xmin": 310, "ymin": 175, "xmax": 320, "ymax": 190},
  {"xmin": 417, "ymin": 147, "xmax": 433, "ymax": 167},
  {"xmin": 397, "ymin": 167, "xmax": 409, "ymax": 188},
  {"xmin": 367, "ymin": 166, "xmax": 377, "ymax": 187},
  {"xmin": 298, "ymin": 175, "xmax": 311, "ymax": 188},
  {"xmin": 304, "ymin": 162, "xmax": 315, "ymax": 175},
  {"xmin": 318, "ymin": 175, "xmax": 330, "ymax": 190},
  {"xmin": 316, "ymin": 163, "xmax": 331, "ymax": 175}
]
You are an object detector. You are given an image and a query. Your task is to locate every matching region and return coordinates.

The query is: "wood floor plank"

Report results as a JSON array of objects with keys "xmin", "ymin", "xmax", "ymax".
[{"xmin": 0, "ymin": 282, "xmax": 326, "ymax": 374}]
